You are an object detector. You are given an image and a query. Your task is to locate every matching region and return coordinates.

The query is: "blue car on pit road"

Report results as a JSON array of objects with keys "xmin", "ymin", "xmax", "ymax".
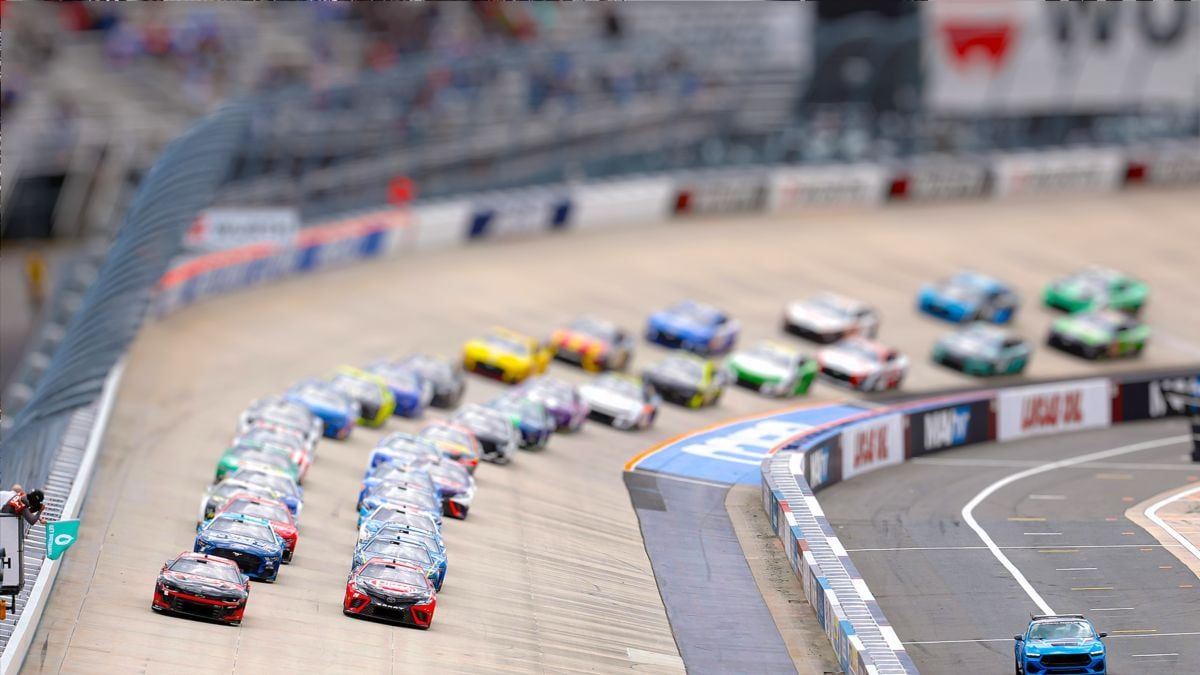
[
  {"xmin": 645, "ymin": 301, "xmax": 740, "ymax": 356},
  {"xmin": 285, "ymin": 379, "xmax": 358, "ymax": 439},
  {"xmin": 1014, "ymin": 614, "xmax": 1107, "ymax": 675},
  {"xmin": 194, "ymin": 513, "xmax": 286, "ymax": 583},
  {"xmin": 918, "ymin": 270, "xmax": 1020, "ymax": 324}
]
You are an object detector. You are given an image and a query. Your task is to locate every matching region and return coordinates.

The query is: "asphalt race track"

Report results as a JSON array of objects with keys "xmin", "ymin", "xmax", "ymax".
[
  {"xmin": 818, "ymin": 420, "xmax": 1200, "ymax": 675},
  {"xmin": 24, "ymin": 188, "xmax": 1200, "ymax": 673}
]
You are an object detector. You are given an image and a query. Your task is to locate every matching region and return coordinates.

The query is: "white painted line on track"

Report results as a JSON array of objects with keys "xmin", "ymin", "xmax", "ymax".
[
  {"xmin": 1145, "ymin": 485, "xmax": 1200, "ymax": 563},
  {"xmin": 846, "ymin": 543, "xmax": 1182, "ymax": 552},
  {"xmin": 960, "ymin": 435, "xmax": 1189, "ymax": 615},
  {"xmin": 1131, "ymin": 653, "xmax": 1180, "ymax": 658},
  {"xmin": 915, "ymin": 457, "xmax": 1193, "ymax": 472},
  {"xmin": 1023, "ymin": 532, "xmax": 1063, "ymax": 536},
  {"xmin": 1089, "ymin": 607, "xmax": 1135, "ymax": 611},
  {"xmin": 1028, "ymin": 494, "xmax": 1067, "ymax": 500},
  {"xmin": 1057, "ymin": 567, "xmax": 1098, "ymax": 571}
]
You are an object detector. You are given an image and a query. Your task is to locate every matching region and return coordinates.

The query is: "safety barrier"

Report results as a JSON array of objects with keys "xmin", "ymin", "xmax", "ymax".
[{"xmin": 760, "ymin": 368, "xmax": 1200, "ymax": 674}]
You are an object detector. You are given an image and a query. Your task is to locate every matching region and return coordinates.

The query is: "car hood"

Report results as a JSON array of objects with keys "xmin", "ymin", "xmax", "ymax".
[
  {"xmin": 199, "ymin": 531, "xmax": 278, "ymax": 553},
  {"xmin": 1026, "ymin": 638, "xmax": 1102, "ymax": 654},
  {"xmin": 358, "ymin": 578, "xmax": 429, "ymax": 600},
  {"xmin": 786, "ymin": 303, "xmax": 848, "ymax": 331},
  {"xmin": 650, "ymin": 312, "xmax": 708, "ymax": 335},
  {"xmin": 936, "ymin": 333, "xmax": 996, "ymax": 358},
  {"xmin": 819, "ymin": 348, "xmax": 876, "ymax": 375},
  {"xmin": 579, "ymin": 385, "xmax": 641, "ymax": 413},
  {"xmin": 161, "ymin": 571, "xmax": 245, "ymax": 597},
  {"xmin": 1053, "ymin": 318, "xmax": 1111, "ymax": 343},
  {"xmin": 729, "ymin": 354, "xmax": 790, "ymax": 380}
]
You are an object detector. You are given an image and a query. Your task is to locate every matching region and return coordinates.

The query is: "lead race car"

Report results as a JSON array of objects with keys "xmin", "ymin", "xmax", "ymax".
[
  {"xmin": 645, "ymin": 301, "xmax": 740, "ymax": 356},
  {"xmin": 462, "ymin": 327, "xmax": 553, "ymax": 384},
  {"xmin": 1014, "ymin": 614, "xmax": 1107, "ymax": 675},
  {"xmin": 152, "ymin": 552, "xmax": 250, "ymax": 626},
  {"xmin": 917, "ymin": 270, "xmax": 1019, "ymax": 324},
  {"xmin": 817, "ymin": 336, "xmax": 908, "ymax": 392},
  {"xmin": 783, "ymin": 292, "xmax": 879, "ymax": 344},
  {"xmin": 578, "ymin": 374, "xmax": 660, "ymax": 430},
  {"xmin": 549, "ymin": 316, "xmax": 635, "ymax": 371},
  {"xmin": 725, "ymin": 340, "xmax": 818, "ymax": 397}
]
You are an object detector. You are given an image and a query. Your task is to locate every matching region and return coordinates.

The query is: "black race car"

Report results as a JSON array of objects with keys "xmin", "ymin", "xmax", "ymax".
[{"xmin": 397, "ymin": 354, "xmax": 466, "ymax": 408}]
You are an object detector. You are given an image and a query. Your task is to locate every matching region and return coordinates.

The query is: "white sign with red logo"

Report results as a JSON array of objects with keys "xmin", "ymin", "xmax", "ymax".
[
  {"xmin": 924, "ymin": 1, "xmax": 1200, "ymax": 113},
  {"xmin": 840, "ymin": 414, "xmax": 904, "ymax": 480},
  {"xmin": 992, "ymin": 149, "xmax": 1125, "ymax": 198},
  {"xmin": 768, "ymin": 165, "xmax": 888, "ymax": 211},
  {"xmin": 997, "ymin": 379, "xmax": 1111, "ymax": 441},
  {"xmin": 185, "ymin": 208, "xmax": 300, "ymax": 253}
]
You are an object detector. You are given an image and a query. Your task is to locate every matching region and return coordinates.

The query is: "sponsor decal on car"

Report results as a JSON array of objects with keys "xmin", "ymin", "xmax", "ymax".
[{"xmin": 997, "ymin": 379, "xmax": 1111, "ymax": 441}]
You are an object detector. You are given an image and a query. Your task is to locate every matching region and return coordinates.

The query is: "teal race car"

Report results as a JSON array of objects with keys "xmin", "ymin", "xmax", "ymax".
[
  {"xmin": 1043, "ymin": 266, "xmax": 1148, "ymax": 314},
  {"xmin": 725, "ymin": 340, "xmax": 818, "ymax": 397},
  {"xmin": 931, "ymin": 323, "xmax": 1031, "ymax": 376},
  {"xmin": 1047, "ymin": 309, "xmax": 1150, "ymax": 360}
]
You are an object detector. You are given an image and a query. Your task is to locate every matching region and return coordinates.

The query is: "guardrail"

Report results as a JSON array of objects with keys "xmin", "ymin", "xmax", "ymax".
[{"xmin": 761, "ymin": 368, "xmax": 1200, "ymax": 674}]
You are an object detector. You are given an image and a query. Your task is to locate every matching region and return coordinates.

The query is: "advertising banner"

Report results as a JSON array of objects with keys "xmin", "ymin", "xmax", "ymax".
[
  {"xmin": 909, "ymin": 398, "xmax": 993, "ymax": 457},
  {"xmin": 185, "ymin": 208, "xmax": 299, "ymax": 253},
  {"xmin": 888, "ymin": 161, "xmax": 990, "ymax": 202},
  {"xmin": 997, "ymin": 378, "xmax": 1111, "ymax": 441},
  {"xmin": 1117, "ymin": 372, "xmax": 1200, "ymax": 422},
  {"xmin": 923, "ymin": 1, "xmax": 1200, "ymax": 113},
  {"xmin": 840, "ymin": 414, "xmax": 904, "ymax": 481},
  {"xmin": 673, "ymin": 173, "xmax": 768, "ymax": 216},
  {"xmin": 992, "ymin": 149, "xmax": 1125, "ymax": 198},
  {"xmin": 769, "ymin": 165, "xmax": 888, "ymax": 211},
  {"xmin": 1, "ymin": 515, "xmax": 23, "ymax": 593},
  {"xmin": 805, "ymin": 433, "xmax": 841, "ymax": 491},
  {"xmin": 467, "ymin": 194, "xmax": 572, "ymax": 240}
]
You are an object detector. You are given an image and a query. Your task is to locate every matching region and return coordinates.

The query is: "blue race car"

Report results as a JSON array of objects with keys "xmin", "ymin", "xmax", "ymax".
[
  {"xmin": 368, "ymin": 433, "xmax": 444, "ymax": 470},
  {"xmin": 356, "ymin": 524, "xmax": 447, "ymax": 589},
  {"xmin": 918, "ymin": 271, "xmax": 1020, "ymax": 324},
  {"xmin": 358, "ymin": 482, "xmax": 445, "ymax": 528},
  {"xmin": 193, "ymin": 513, "xmax": 285, "ymax": 582},
  {"xmin": 645, "ymin": 301, "xmax": 740, "ymax": 356},
  {"xmin": 1015, "ymin": 614, "xmax": 1107, "ymax": 675},
  {"xmin": 358, "ymin": 504, "xmax": 441, "ymax": 542},
  {"xmin": 285, "ymin": 379, "xmax": 359, "ymax": 439},
  {"xmin": 487, "ymin": 394, "xmax": 553, "ymax": 449},
  {"xmin": 364, "ymin": 361, "xmax": 432, "ymax": 418},
  {"xmin": 351, "ymin": 536, "xmax": 443, "ymax": 590},
  {"xmin": 358, "ymin": 464, "xmax": 441, "ymax": 509}
]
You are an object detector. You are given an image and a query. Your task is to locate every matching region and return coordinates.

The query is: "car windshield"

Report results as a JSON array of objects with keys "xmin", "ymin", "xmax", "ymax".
[
  {"xmin": 428, "ymin": 461, "xmax": 470, "ymax": 488},
  {"xmin": 360, "ymin": 563, "xmax": 428, "ymax": 587},
  {"xmin": 659, "ymin": 357, "xmax": 704, "ymax": 380},
  {"xmin": 239, "ymin": 427, "xmax": 303, "ymax": 448},
  {"xmin": 596, "ymin": 375, "xmax": 641, "ymax": 398},
  {"xmin": 365, "ymin": 540, "xmax": 432, "ymax": 565},
  {"xmin": 954, "ymin": 327, "xmax": 1005, "ymax": 355},
  {"xmin": 231, "ymin": 451, "xmax": 292, "ymax": 472},
  {"xmin": 455, "ymin": 407, "xmax": 507, "ymax": 435},
  {"xmin": 810, "ymin": 294, "xmax": 855, "ymax": 318},
  {"xmin": 207, "ymin": 518, "xmax": 273, "ymax": 541},
  {"xmin": 528, "ymin": 379, "xmax": 576, "ymax": 402},
  {"xmin": 294, "ymin": 385, "xmax": 346, "ymax": 409},
  {"xmin": 495, "ymin": 397, "xmax": 547, "ymax": 424},
  {"xmin": 169, "ymin": 558, "xmax": 243, "ymax": 583},
  {"xmin": 226, "ymin": 500, "xmax": 289, "ymax": 523},
  {"xmin": 213, "ymin": 482, "xmax": 254, "ymax": 500},
  {"xmin": 672, "ymin": 302, "xmax": 721, "ymax": 325},
  {"xmin": 368, "ymin": 464, "xmax": 431, "ymax": 484},
  {"xmin": 568, "ymin": 317, "xmax": 617, "ymax": 341},
  {"xmin": 484, "ymin": 333, "xmax": 531, "ymax": 356},
  {"xmin": 838, "ymin": 340, "xmax": 884, "ymax": 363},
  {"xmin": 747, "ymin": 343, "xmax": 795, "ymax": 367},
  {"xmin": 421, "ymin": 425, "xmax": 472, "ymax": 448},
  {"xmin": 373, "ymin": 525, "xmax": 439, "ymax": 549},
  {"xmin": 255, "ymin": 408, "xmax": 308, "ymax": 428},
  {"xmin": 235, "ymin": 471, "xmax": 296, "ymax": 496},
  {"xmin": 1073, "ymin": 313, "xmax": 1120, "ymax": 333},
  {"xmin": 1029, "ymin": 621, "xmax": 1093, "ymax": 641},
  {"xmin": 333, "ymin": 375, "xmax": 380, "ymax": 403},
  {"xmin": 374, "ymin": 486, "xmax": 438, "ymax": 510}
]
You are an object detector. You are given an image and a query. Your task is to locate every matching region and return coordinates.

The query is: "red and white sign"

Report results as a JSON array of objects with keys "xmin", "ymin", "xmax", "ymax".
[
  {"xmin": 992, "ymin": 149, "xmax": 1124, "ymax": 198},
  {"xmin": 185, "ymin": 208, "xmax": 299, "ymax": 253},
  {"xmin": 769, "ymin": 165, "xmax": 888, "ymax": 211},
  {"xmin": 840, "ymin": 414, "xmax": 904, "ymax": 480},
  {"xmin": 924, "ymin": 1, "xmax": 1200, "ymax": 113},
  {"xmin": 997, "ymin": 379, "xmax": 1111, "ymax": 441}
]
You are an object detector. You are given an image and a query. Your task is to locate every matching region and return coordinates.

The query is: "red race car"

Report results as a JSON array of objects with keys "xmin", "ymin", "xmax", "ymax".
[
  {"xmin": 343, "ymin": 558, "xmax": 437, "ymax": 629},
  {"xmin": 152, "ymin": 552, "xmax": 250, "ymax": 625},
  {"xmin": 549, "ymin": 316, "xmax": 635, "ymax": 372},
  {"xmin": 213, "ymin": 494, "xmax": 299, "ymax": 563}
]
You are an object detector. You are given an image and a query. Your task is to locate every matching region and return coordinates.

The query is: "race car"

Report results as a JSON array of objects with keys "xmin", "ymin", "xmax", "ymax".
[
  {"xmin": 1043, "ymin": 266, "xmax": 1148, "ymax": 314},
  {"xmin": 462, "ymin": 327, "xmax": 553, "ymax": 384},
  {"xmin": 917, "ymin": 270, "xmax": 1019, "ymax": 324},
  {"xmin": 396, "ymin": 354, "xmax": 466, "ymax": 408},
  {"xmin": 645, "ymin": 301, "xmax": 740, "ymax": 356},
  {"xmin": 363, "ymin": 360, "xmax": 432, "ymax": 418},
  {"xmin": 237, "ymin": 396, "xmax": 321, "ymax": 449},
  {"xmin": 350, "ymin": 537, "xmax": 442, "ymax": 590},
  {"xmin": 368, "ymin": 433, "xmax": 444, "ymax": 471},
  {"xmin": 198, "ymin": 478, "xmax": 283, "ymax": 524},
  {"xmin": 1014, "ymin": 614, "xmax": 1107, "ymax": 675},
  {"xmin": 418, "ymin": 420, "xmax": 481, "ymax": 473},
  {"xmin": 152, "ymin": 552, "xmax": 250, "ymax": 626},
  {"xmin": 357, "ymin": 525, "xmax": 447, "ymax": 588},
  {"xmin": 330, "ymin": 366, "xmax": 396, "ymax": 427},
  {"xmin": 343, "ymin": 558, "xmax": 437, "ymax": 629},
  {"xmin": 230, "ymin": 427, "xmax": 313, "ymax": 482},
  {"xmin": 193, "ymin": 513, "xmax": 286, "ymax": 582},
  {"xmin": 285, "ymin": 379, "xmax": 358, "ymax": 439},
  {"xmin": 488, "ymin": 394, "xmax": 553, "ymax": 449},
  {"xmin": 516, "ymin": 377, "xmax": 589, "ymax": 432},
  {"xmin": 549, "ymin": 316, "xmax": 635, "ymax": 372},
  {"xmin": 358, "ymin": 482, "xmax": 445, "ymax": 528},
  {"xmin": 932, "ymin": 323, "xmax": 1032, "ymax": 376},
  {"xmin": 228, "ymin": 468, "xmax": 303, "ymax": 518},
  {"xmin": 642, "ymin": 353, "xmax": 728, "ymax": 408},
  {"xmin": 1047, "ymin": 309, "xmax": 1150, "ymax": 360},
  {"xmin": 425, "ymin": 460, "xmax": 475, "ymax": 520},
  {"xmin": 578, "ymin": 374, "xmax": 660, "ymax": 430},
  {"xmin": 726, "ymin": 340, "xmax": 819, "ymax": 397},
  {"xmin": 450, "ymin": 404, "xmax": 518, "ymax": 464},
  {"xmin": 358, "ymin": 464, "xmax": 442, "ymax": 509},
  {"xmin": 213, "ymin": 441, "xmax": 301, "ymax": 485},
  {"xmin": 817, "ymin": 337, "xmax": 908, "ymax": 392},
  {"xmin": 358, "ymin": 504, "xmax": 441, "ymax": 543},
  {"xmin": 783, "ymin": 293, "xmax": 879, "ymax": 344},
  {"xmin": 211, "ymin": 494, "xmax": 299, "ymax": 563}
]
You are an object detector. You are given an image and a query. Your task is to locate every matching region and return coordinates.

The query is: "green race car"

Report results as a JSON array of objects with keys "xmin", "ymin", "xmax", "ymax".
[
  {"xmin": 1047, "ymin": 309, "xmax": 1150, "ymax": 360},
  {"xmin": 725, "ymin": 340, "xmax": 819, "ymax": 397},
  {"xmin": 215, "ymin": 440, "xmax": 302, "ymax": 484},
  {"xmin": 1043, "ymin": 266, "xmax": 1148, "ymax": 314}
]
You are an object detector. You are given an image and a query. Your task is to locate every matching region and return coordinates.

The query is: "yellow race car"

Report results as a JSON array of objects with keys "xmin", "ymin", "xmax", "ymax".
[
  {"xmin": 329, "ymin": 366, "xmax": 396, "ymax": 427},
  {"xmin": 462, "ymin": 327, "xmax": 553, "ymax": 384}
]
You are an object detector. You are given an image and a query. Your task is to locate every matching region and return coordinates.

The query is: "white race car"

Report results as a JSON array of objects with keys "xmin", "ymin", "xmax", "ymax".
[
  {"xmin": 817, "ymin": 337, "xmax": 908, "ymax": 392},
  {"xmin": 783, "ymin": 293, "xmax": 879, "ymax": 344},
  {"xmin": 578, "ymin": 374, "xmax": 660, "ymax": 431}
]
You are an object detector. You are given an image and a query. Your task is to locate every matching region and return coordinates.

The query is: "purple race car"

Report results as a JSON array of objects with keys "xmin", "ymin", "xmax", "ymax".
[{"xmin": 515, "ymin": 377, "xmax": 589, "ymax": 432}]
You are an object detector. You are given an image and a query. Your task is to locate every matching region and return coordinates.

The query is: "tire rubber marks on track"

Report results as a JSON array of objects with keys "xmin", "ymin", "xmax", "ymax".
[{"xmin": 960, "ymin": 434, "xmax": 1190, "ymax": 615}]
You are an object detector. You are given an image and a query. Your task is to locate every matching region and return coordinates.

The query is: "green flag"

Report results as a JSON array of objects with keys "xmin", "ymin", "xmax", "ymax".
[{"xmin": 46, "ymin": 520, "xmax": 80, "ymax": 561}]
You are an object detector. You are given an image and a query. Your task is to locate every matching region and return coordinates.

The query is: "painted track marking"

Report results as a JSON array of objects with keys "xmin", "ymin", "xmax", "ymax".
[{"xmin": 1145, "ymin": 485, "xmax": 1200, "ymax": 563}]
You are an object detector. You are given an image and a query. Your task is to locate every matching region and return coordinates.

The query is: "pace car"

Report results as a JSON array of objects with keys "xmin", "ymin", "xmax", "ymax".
[
  {"xmin": 228, "ymin": 468, "xmax": 303, "ymax": 518},
  {"xmin": 396, "ymin": 354, "xmax": 466, "ymax": 408},
  {"xmin": 214, "ymin": 440, "xmax": 300, "ymax": 485},
  {"xmin": 462, "ymin": 327, "xmax": 553, "ymax": 384},
  {"xmin": 1043, "ymin": 266, "xmax": 1148, "ymax": 314},
  {"xmin": 330, "ymin": 366, "xmax": 396, "ymax": 427},
  {"xmin": 1014, "ymin": 614, "xmax": 1107, "ymax": 675},
  {"xmin": 451, "ymin": 404, "xmax": 518, "ymax": 464},
  {"xmin": 351, "ymin": 537, "xmax": 441, "ymax": 590},
  {"xmin": 152, "ymin": 552, "xmax": 250, "ymax": 625},
  {"xmin": 237, "ymin": 396, "xmax": 321, "ymax": 449},
  {"xmin": 578, "ymin": 374, "xmax": 660, "ymax": 430},
  {"xmin": 418, "ymin": 420, "xmax": 481, "ymax": 473},
  {"xmin": 642, "ymin": 353, "xmax": 728, "ymax": 409},
  {"xmin": 817, "ymin": 337, "xmax": 908, "ymax": 392},
  {"xmin": 211, "ymin": 494, "xmax": 299, "ymax": 563},
  {"xmin": 285, "ymin": 379, "xmax": 358, "ymax": 439},
  {"xmin": 1047, "ymin": 309, "xmax": 1150, "ymax": 360},
  {"xmin": 783, "ymin": 293, "xmax": 879, "ymax": 343},
  {"xmin": 425, "ymin": 460, "xmax": 475, "ymax": 520},
  {"xmin": 193, "ymin": 513, "xmax": 285, "ymax": 582},
  {"xmin": 917, "ymin": 270, "xmax": 1019, "ymax": 324},
  {"xmin": 549, "ymin": 316, "xmax": 634, "ymax": 371},
  {"xmin": 343, "ymin": 559, "xmax": 437, "ymax": 629},
  {"xmin": 488, "ymin": 394, "xmax": 553, "ymax": 449},
  {"xmin": 726, "ymin": 340, "xmax": 818, "ymax": 397},
  {"xmin": 358, "ymin": 482, "xmax": 445, "ymax": 528},
  {"xmin": 358, "ymin": 504, "xmax": 441, "ymax": 543},
  {"xmin": 516, "ymin": 377, "xmax": 589, "ymax": 432},
  {"xmin": 645, "ymin": 301, "xmax": 740, "ymax": 356},
  {"xmin": 932, "ymin": 323, "xmax": 1031, "ymax": 376},
  {"xmin": 368, "ymin": 433, "xmax": 444, "ymax": 470},
  {"xmin": 363, "ymin": 360, "xmax": 432, "ymax": 418}
]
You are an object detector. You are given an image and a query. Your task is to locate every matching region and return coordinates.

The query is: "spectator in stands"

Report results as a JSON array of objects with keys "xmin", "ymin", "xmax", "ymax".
[{"xmin": 1, "ymin": 485, "xmax": 47, "ymax": 526}]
